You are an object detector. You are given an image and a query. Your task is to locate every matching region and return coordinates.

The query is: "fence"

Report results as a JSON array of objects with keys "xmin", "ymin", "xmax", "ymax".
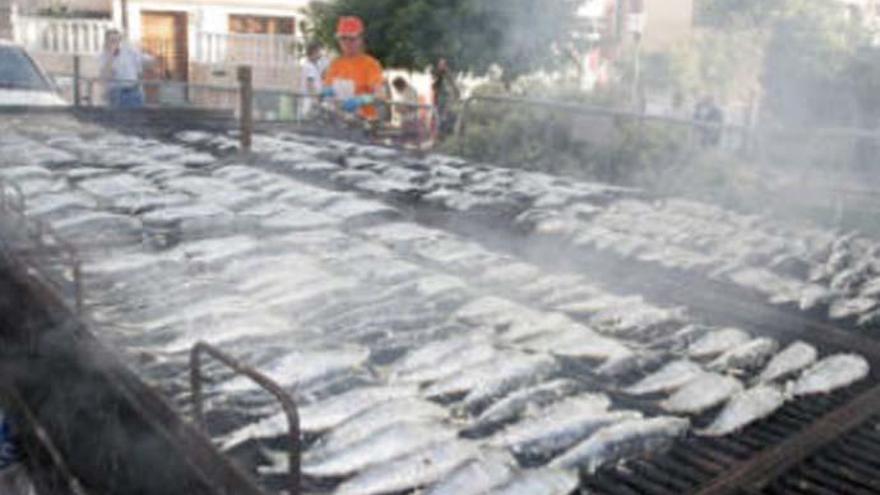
[
  {"xmin": 11, "ymin": 9, "xmax": 303, "ymax": 69},
  {"xmin": 51, "ymin": 59, "xmax": 440, "ymax": 152},
  {"xmin": 193, "ymin": 32, "xmax": 303, "ymax": 67},
  {"xmin": 12, "ymin": 10, "xmax": 114, "ymax": 55}
]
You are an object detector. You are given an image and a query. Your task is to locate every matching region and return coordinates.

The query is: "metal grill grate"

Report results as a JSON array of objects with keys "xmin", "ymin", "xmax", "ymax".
[{"xmin": 577, "ymin": 384, "xmax": 867, "ymax": 495}]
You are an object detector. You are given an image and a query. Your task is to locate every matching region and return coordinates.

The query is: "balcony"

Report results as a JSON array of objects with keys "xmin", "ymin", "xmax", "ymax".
[
  {"xmin": 12, "ymin": 9, "xmax": 115, "ymax": 55},
  {"xmin": 194, "ymin": 32, "xmax": 303, "ymax": 68}
]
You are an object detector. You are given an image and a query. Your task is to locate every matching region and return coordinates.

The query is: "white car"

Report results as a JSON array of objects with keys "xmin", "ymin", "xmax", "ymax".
[{"xmin": 0, "ymin": 41, "xmax": 67, "ymax": 107}]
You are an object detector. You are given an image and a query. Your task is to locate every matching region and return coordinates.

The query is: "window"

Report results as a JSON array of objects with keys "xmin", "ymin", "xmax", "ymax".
[
  {"xmin": 0, "ymin": 46, "xmax": 51, "ymax": 91},
  {"xmin": 229, "ymin": 15, "xmax": 295, "ymax": 35}
]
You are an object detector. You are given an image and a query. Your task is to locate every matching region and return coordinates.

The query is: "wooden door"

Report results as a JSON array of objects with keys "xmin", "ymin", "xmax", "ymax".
[{"xmin": 141, "ymin": 11, "xmax": 188, "ymax": 82}]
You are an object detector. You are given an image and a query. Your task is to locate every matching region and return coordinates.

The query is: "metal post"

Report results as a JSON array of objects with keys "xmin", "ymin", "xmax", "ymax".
[
  {"xmin": 632, "ymin": 33, "xmax": 642, "ymax": 112},
  {"xmin": 72, "ymin": 55, "xmax": 81, "ymax": 107},
  {"xmin": 455, "ymin": 98, "xmax": 471, "ymax": 155},
  {"xmin": 190, "ymin": 346, "xmax": 204, "ymax": 426},
  {"xmin": 237, "ymin": 65, "xmax": 253, "ymax": 152},
  {"xmin": 120, "ymin": 0, "xmax": 129, "ymax": 33},
  {"xmin": 72, "ymin": 260, "xmax": 83, "ymax": 315}
]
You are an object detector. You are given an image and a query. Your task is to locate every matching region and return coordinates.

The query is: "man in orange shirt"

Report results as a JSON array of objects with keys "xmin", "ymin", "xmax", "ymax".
[{"xmin": 323, "ymin": 16, "xmax": 385, "ymax": 120}]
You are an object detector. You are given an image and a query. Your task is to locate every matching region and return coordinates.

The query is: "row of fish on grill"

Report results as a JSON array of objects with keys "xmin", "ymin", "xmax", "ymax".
[
  {"xmin": 0, "ymin": 125, "xmax": 871, "ymax": 494},
  {"xmin": 179, "ymin": 129, "xmax": 880, "ymax": 330}
]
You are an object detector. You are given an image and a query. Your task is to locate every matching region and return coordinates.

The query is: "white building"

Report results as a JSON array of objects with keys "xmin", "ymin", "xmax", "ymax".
[{"xmin": 11, "ymin": 0, "xmax": 310, "ymax": 89}]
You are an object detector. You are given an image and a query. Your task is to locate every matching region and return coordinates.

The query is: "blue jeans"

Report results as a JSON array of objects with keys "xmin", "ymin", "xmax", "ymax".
[{"xmin": 108, "ymin": 86, "xmax": 145, "ymax": 108}]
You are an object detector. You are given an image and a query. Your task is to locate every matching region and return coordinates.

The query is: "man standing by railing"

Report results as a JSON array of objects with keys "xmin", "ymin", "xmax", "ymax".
[
  {"xmin": 299, "ymin": 40, "xmax": 330, "ymax": 118},
  {"xmin": 99, "ymin": 29, "xmax": 154, "ymax": 108},
  {"xmin": 322, "ymin": 16, "xmax": 385, "ymax": 120}
]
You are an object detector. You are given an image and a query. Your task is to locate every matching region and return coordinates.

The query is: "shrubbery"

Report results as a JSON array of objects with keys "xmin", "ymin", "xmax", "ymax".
[{"xmin": 440, "ymin": 84, "xmax": 695, "ymax": 188}]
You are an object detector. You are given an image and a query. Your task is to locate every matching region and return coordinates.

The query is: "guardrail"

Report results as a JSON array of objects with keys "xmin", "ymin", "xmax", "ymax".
[
  {"xmin": 190, "ymin": 342, "xmax": 301, "ymax": 495},
  {"xmin": 6, "ymin": 388, "xmax": 90, "ymax": 495},
  {"xmin": 52, "ymin": 61, "xmax": 441, "ymax": 151},
  {"xmin": 0, "ymin": 178, "xmax": 83, "ymax": 316},
  {"xmin": 12, "ymin": 10, "xmax": 115, "ymax": 56},
  {"xmin": 194, "ymin": 32, "xmax": 303, "ymax": 67}
]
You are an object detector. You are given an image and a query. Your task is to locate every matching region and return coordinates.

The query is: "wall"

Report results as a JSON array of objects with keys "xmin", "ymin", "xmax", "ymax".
[
  {"xmin": 641, "ymin": 0, "xmax": 694, "ymax": 51},
  {"xmin": 18, "ymin": 0, "xmax": 112, "ymax": 15},
  {"xmin": 0, "ymin": 0, "xmax": 11, "ymax": 39},
  {"xmin": 122, "ymin": 0, "xmax": 308, "ymax": 40}
]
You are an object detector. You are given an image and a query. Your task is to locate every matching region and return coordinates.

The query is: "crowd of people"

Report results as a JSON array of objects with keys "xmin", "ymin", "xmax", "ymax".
[
  {"xmin": 97, "ymin": 15, "xmax": 460, "ymax": 144},
  {"xmin": 304, "ymin": 15, "xmax": 460, "ymax": 143}
]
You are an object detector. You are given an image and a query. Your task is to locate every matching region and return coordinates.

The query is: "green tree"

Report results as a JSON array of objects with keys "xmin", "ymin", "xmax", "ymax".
[{"xmin": 307, "ymin": 0, "xmax": 585, "ymax": 80}]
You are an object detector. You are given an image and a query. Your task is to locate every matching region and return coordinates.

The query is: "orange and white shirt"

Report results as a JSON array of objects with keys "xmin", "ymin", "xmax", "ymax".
[{"xmin": 324, "ymin": 53, "xmax": 384, "ymax": 119}]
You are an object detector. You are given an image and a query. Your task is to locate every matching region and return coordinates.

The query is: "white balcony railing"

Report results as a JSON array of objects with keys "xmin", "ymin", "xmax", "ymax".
[
  {"xmin": 12, "ymin": 10, "xmax": 117, "ymax": 55},
  {"xmin": 194, "ymin": 32, "xmax": 303, "ymax": 67}
]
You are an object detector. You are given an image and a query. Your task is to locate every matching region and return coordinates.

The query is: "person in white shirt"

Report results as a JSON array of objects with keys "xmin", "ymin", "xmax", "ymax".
[
  {"xmin": 299, "ymin": 41, "xmax": 330, "ymax": 118},
  {"xmin": 99, "ymin": 29, "xmax": 154, "ymax": 108}
]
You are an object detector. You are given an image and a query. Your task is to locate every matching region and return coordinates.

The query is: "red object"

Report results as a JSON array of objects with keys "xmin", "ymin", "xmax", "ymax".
[{"xmin": 336, "ymin": 16, "xmax": 365, "ymax": 37}]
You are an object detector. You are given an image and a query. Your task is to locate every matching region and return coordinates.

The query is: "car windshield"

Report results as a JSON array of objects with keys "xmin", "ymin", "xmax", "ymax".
[{"xmin": 0, "ymin": 46, "xmax": 52, "ymax": 91}]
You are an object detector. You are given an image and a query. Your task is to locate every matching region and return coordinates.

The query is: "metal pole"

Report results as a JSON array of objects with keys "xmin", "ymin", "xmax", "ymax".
[
  {"xmin": 72, "ymin": 55, "xmax": 81, "ymax": 107},
  {"xmin": 190, "ymin": 342, "xmax": 301, "ymax": 494},
  {"xmin": 238, "ymin": 65, "xmax": 253, "ymax": 152},
  {"xmin": 120, "ymin": 0, "xmax": 129, "ymax": 33},
  {"xmin": 455, "ymin": 98, "xmax": 471, "ymax": 156},
  {"xmin": 632, "ymin": 33, "xmax": 642, "ymax": 112}
]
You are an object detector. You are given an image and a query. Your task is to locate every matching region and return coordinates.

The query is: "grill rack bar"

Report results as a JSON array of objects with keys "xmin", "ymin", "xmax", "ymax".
[
  {"xmin": 190, "ymin": 341, "xmax": 301, "ymax": 495},
  {"xmin": 695, "ymin": 382, "xmax": 880, "ymax": 495}
]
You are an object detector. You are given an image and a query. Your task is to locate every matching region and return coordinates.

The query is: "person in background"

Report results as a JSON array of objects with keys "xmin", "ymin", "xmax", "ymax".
[
  {"xmin": 299, "ymin": 40, "xmax": 330, "ymax": 118},
  {"xmin": 391, "ymin": 76, "xmax": 420, "ymax": 143},
  {"xmin": 694, "ymin": 95, "xmax": 724, "ymax": 147},
  {"xmin": 98, "ymin": 29, "xmax": 154, "ymax": 109},
  {"xmin": 432, "ymin": 57, "xmax": 460, "ymax": 138},
  {"xmin": 322, "ymin": 16, "xmax": 385, "ymax": 120}
]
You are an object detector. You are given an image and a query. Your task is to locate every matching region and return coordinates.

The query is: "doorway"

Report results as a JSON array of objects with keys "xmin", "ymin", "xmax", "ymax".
[{"xmin": 141, "ymin": 11, "xmax": 188, "ymax": 104}]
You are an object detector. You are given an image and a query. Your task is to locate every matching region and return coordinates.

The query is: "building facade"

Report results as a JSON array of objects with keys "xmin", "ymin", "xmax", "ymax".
[{"xmin": 11, "ymin": 0, "xmax": 309, "ymax": 93}]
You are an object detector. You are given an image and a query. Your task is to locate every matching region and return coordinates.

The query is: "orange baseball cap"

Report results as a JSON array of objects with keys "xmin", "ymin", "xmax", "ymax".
[{"xmin": 336, "ymin": 16, "xmax": 365, "ymax": 37}]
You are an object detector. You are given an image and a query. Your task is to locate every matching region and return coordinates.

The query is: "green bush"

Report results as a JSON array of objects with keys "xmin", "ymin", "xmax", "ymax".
[{"xmin": 441, "ymin": 85, "xmax": 694, "ymax": 187}]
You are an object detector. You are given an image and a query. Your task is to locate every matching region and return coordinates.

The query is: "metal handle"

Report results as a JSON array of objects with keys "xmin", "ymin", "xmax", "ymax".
[{"xmin": 190, "ymin": 341, "xmax": 300, "ymax": 495}]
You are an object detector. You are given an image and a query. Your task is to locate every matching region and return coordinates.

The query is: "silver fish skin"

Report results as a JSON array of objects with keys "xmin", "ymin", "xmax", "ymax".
[
  {"xmin": 461, "ymin": 354, "xmax": 559, "ymax": 413},
  {"xmin": 309, "ymin": 398, "xmax": 447, "ymax": 458},
  {"xmin": 551, "ymin": 416, "xmax": 690, "ymax": 473},
  {"xmin": 699, "ymin": 385, "xmax": 786, "ymax": 437},
  {"xmin": 507, "ymin": 410, "xmax": 644, "ymax": 459},
  {"xmin": 757, "ymin": 341, "xmax": 818, "ymax": 384},
  {"xmin": 389, "ymin": 335, "xmax": 489, "ymax": 377},
  {"xmin": 334, "ymin": 441, "xmax": 481, "ymax": 495},
  {"xmin": 787, "ymin": 354, "xmax": 870, "ymax": 397},
  {"xmin": 489, "ymin": 395, "xmax": 613, "ymax": 454},
  {"xmin": 647, "ymin": 324, "xmax": 713, "ymax": 353},
  {"xmin": 687, "ymin": 328, "xmax": 751, "ymax": 359},
  {"xmin": 660, "ymin": 374, "xmax": 744, "ymax": 414},
  {"xmin": 393, "ymin": 342, "xmax": 497, "ymax": 385},
  {"xmin": 218, "ymin": 411, "xmax": 289, "ymax": 452},
  {"xmin": 484, "ymin": 468, "xmax": 579, "ymax": 495},
  {"xmin": 471, "ymin": 379, "xmax": 581, "ymax": 431},
  {"xmin": 622, "ymin": 360, "xmax": 705, "ymax": 395},
  {"xmin": 517, "ymin": 327, "xmax": 633, "ymax": 360},
  {"xmin": 302, "ymin": 422, "xmax": 456, "ymax": 478},
  {"xmin": 219, "ymin": 347, "xmax": 370, "ymax": 393},
  {"xmin": 596, "ymin": 350, "xmax": 670, "ymax": 378},
  {"xmin": 423, "ymin": 450, "xmax": 517, "ymax": 495},
  {"xmin": 298, "ymin": 384, "xmax": 419, "ymax": 433},
  {"xmin": 707, "ymin": 338, "xmax": 779, "ymax": 373},
  {"xmin": 493, "ymin": 409, "xmax": 639, "ymax": 459},
  {"xmin": 424, "ymin": 352, "xmax": 549, "ymax": 400}
]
